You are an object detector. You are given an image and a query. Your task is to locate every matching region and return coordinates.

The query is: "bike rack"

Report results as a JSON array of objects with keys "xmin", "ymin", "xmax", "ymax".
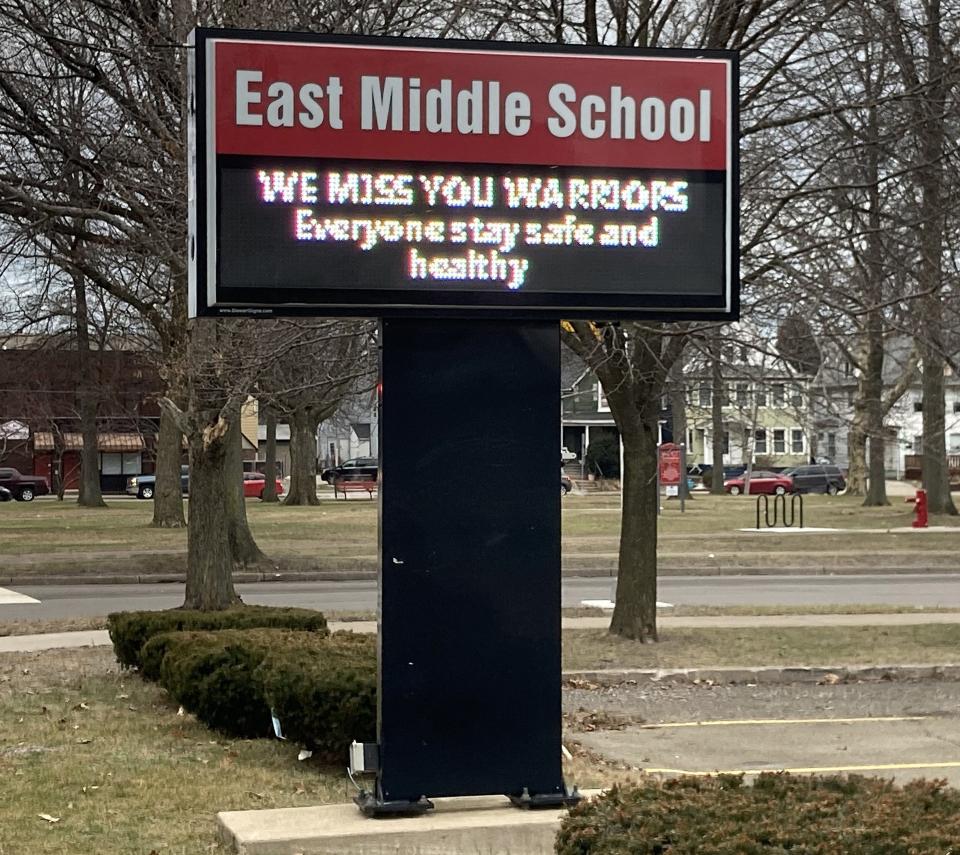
[{"xmin": 756, "ymin": 493, "xmax": 803, "ymax": 529}]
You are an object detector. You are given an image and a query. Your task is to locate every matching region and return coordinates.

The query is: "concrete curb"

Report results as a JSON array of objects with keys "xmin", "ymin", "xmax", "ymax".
[
  {"xmin": 7, "ymin": 565, "xmax": 960, "ymax": 586},
  {"xmin": 564, "ymin": 663, "xmax": 960, "ymax": 685}
]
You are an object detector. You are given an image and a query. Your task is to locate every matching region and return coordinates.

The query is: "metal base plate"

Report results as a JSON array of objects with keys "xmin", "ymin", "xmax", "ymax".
[
  {"xmin": 508, "ymin": 785, "xmax": 582, "ymax": 810},
  {"xmin": 354, "ymin": 791, "xmax": 435, "ymax": 818}
]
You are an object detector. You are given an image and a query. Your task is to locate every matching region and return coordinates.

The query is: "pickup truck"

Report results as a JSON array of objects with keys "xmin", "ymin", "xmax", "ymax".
[
  {"xmin": 0, "ymin": 467, "xmax": 51, "ymax": 501},
  {"xmin": 127, "ymin": 465, "xmax": 189, "ymax": 499}
]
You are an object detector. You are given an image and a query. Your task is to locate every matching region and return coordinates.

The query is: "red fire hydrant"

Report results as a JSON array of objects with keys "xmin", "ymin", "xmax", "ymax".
[{"xmin": 912, "ymin": 489, "xmax": 928, "ymax": 528}]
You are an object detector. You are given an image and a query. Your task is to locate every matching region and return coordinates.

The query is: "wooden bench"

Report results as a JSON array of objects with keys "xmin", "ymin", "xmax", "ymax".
[{"xmin": 334, "ymin": 479, "xmax": 378, "ymax": 499}]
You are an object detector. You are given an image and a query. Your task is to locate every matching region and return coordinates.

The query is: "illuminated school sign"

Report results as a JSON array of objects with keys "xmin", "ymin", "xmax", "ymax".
[{"xmin": 188, "ymin": 29, "xmax": 738, "ymax": 319}]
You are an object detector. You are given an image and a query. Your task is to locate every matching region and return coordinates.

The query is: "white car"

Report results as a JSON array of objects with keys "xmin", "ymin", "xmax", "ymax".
[{"xmin": 561, "ymin": 446, "xmax": 577, "ymax": 463}]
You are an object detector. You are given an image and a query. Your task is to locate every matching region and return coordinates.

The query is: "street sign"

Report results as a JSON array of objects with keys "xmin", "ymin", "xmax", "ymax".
[
  {"xmin": 659, "ymin": 442, "xmax": 682, "ymax": 485},
  {"xmin": 188, "ymin": 29, "xmax": 738, "ymax": 320}
]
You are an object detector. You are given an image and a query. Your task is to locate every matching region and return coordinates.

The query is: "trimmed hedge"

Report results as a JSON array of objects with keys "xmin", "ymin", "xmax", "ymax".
[
  {"xmin": 149, "ymin": 629, "xmax": 377, "ymax": 756},
  {"xmin": 556, "ymin": 774, "xmax": 960, "ymax": 854},
  {"xmin": 108, "ymin": 605, "xmax": 328, "ymax": 671},
  {"xmin": 260, "ymin": 631, "xmax": 377, "ymax": 762}
]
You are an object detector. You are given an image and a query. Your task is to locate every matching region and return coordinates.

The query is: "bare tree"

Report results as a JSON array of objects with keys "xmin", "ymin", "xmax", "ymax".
[{"xmin": 256, "ymin": 321, "xmax": 375, "ymax": 507}]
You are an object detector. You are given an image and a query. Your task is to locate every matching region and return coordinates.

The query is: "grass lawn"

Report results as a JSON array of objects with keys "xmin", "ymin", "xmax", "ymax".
[
  {"xmin": 0, "ymin": 648, "xmax": 351, "ymax": 855},
  {"xmin": 0, "ymin": 493, "xmax": 958, "ymax": 577},
  {"xmin": 562, "ymin": 624, "xmax": 960, "ymax": 671}
]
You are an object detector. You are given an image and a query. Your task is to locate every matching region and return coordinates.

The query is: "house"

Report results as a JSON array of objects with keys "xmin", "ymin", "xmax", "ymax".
[
  {"xmin": 0, "ymin": 342, "xmax": 163, "ymax": 492},
  {"xmin": 316, "ymin": 391, "xmax": 379, "ymax": 469},
  {"xmin": 812, "ymin": 337, "xmax": 960, "ymax": 478},
  {"xmin": 561, "ymin": 349, "xmax": 671, "ymax": 475},
  {"xmin": 685, "ymin": 367, "xmax": 813, "ymax": 470}
]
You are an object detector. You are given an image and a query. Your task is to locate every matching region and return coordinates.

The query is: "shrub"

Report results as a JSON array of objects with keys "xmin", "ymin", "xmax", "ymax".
[
  {"xmin": 154, "ymin": 629, "xmax": 329, "ymax": 738},
  {"xmin": 259, "ymin": 631, "xmax": 377, "ymax": 763},
  {"xmin": 151, "ymin": 629, "xmax": 377, "ymax": 751},
  {"xmin": 108, "ymin": 605, "xmax": 328, "ymax": 671},
  {"xmin": 556, "ymin": 773, "xmax": 960, "ymax": 854},
  {"xmin": 585, "ymin": 434, "xmax": 620, "ymax": 479}
]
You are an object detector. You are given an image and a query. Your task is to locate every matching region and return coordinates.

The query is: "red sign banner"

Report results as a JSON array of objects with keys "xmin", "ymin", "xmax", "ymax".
[
  {"xmin": 658, "ymin": 443, "xmax": 682, "ymax": 486},
  {"xmin": 210, "ymin": 40, "xmax": 731, "ymax": 170}
]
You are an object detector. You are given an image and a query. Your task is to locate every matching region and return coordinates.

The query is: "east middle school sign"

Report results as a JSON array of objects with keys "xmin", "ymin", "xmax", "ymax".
[{"xmin": 187, "ymin": 29, "xmax": 738, "ymax": 320}]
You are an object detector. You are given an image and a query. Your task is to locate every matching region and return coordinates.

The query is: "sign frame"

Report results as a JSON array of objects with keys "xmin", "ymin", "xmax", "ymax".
[{"xmin": 188, "ymin": 27, "xmax": 738, "ymax": 321}]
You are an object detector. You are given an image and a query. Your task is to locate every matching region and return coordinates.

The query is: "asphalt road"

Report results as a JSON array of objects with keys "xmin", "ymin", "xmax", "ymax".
[{"xmin": 3, "ymin": 573, "xmax": 960, "ymax": 620}]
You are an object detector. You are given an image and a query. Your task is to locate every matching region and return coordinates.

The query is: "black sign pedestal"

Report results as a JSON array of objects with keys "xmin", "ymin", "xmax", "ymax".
[{"xmin": 355, "ymin": 318, "xmax": 579, "ymax": 816}]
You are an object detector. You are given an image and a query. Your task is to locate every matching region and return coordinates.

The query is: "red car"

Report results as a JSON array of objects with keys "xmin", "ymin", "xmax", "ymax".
[
  {"xmin": 243, "ymin": 472, "xmax": 285, "ymax": 499},
  {"xmin": 724, "ymin": 471, "xmax": 793, "ymax": 496}
]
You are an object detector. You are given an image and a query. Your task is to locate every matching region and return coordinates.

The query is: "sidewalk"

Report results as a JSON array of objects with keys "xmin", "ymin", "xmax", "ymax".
[{"xmin": 5, "ymin": 612, "xmax": 960, "ymax": 654}]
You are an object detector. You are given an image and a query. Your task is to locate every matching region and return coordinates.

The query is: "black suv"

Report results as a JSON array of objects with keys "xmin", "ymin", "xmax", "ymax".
[
  {"xmin": 321, "ymin": 457, "xmax": 378, "ymax": 484},
  {"xmin": 785, "ymin": 464, "xmax": 846, "ymax": 495}
]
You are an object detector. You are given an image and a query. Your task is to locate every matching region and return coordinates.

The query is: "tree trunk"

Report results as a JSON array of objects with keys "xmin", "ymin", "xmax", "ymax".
[
  {"xmin": 285, "ymin": 409, "xmax": 320, "ymax": 505},
  {"xmin": 915, "ymin": 0, "xmax": 956, "ymax": 516},
  {"xmin": 262, "ymin": 408, "xmax": 279, "ymax": 503},
  {"xmin": 223, "ymin": 413, "xmax": 268, "ymax": 566},
  {"xmin": 72, "ymin": 271, "xmax": 106, "ymax": 508},
  {"xmin": 863, "ymin": 329, "xmax": 889, "ymax": 506},
  {"xmin": 846, "ymin": 411, "xmax": 868, "ymax": 496},
  {"xmin": 921, "ymin": 345, "xmax": 957, "ymax": 515},
  {"xmin": 861, "ymin": 98, "xmax": 888, "ymax": 508},
  {"xmin": 668, "ymin": 359, "xmax": 689, "ymax": 500},
  {"xmin": 609, "ymin": 423, "xmax": 659, "ymax": 641},
  {"xmin": 710, "ymin": 335, "xmax": 725, "ymax": 494},
  {"xmin": 152, "ymin": 405, "xmax": 186, "ymax": 527},
  {"xmin": 184, "ymin": 429, "xmax": 241, "ymax": 610}
]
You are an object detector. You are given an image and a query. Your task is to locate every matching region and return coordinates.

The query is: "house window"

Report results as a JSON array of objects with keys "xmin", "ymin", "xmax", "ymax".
[
  {"xmin": 699, "ymin": 386, "xmax": 712, "ymax": 407},
  {"xmin": 913, "ymin": 401, "xmax": 923, "ymax": 413},
  {"xmin": 773, "ymin": 429, "xmax": 786, "ymax": 454},
  {"xmin": 827, "ymin": 432, "xmax": 837, "ymax": 460},
  {"xmin": 722, "ymin": 431, "xmax": 730, "ymax": 454},
  {"xmin": 950, "ymin": 434, "xmax": 960, "ymax": 453},
  {"xmin": 791, "ymin": 429, "xmax": 804, "ymax": 454},
  {"xmin": 772, "ymin": 384, "xmax": 785, "ymax": 406},
  {"xmin": 736, "ymin": 384, "xmax": 748, "ymax": 405},
  {"xmin": 755, "ymin": 389, "xmax": 767, "ymax": 407},
  {"xmin": 688, "ymin": 430, "xmax": 695, "ymax": 448},
  {"xmin": 844, "ymin": 360, "xmax": 854, "ymax": 377},
  {"xmin": 954, "ymin": 401, "xmax": 960, "ymax": 414},
  {"xmin": 754, "ymin": 429, "xmax": 767, "ymax": 454},
  {"xmin": 99, "ymin": 452, "xmax": 142, "ymax": 475},
  {"xmin": 597, "ymin": 384, "xmax": 609, "ymax": 412},
  {"xmin": 740, "ymin": 345, "xmax": 749, "ymax": 362},
  {"xmin": 790, "ymin": 388, "xmax": 803, "ymax": 408}
]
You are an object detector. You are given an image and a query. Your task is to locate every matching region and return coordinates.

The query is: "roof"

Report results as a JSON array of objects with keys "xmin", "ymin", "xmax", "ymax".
[{"xmin": 32, "ymin": 432, "xmax": 146, "ymax": 452}]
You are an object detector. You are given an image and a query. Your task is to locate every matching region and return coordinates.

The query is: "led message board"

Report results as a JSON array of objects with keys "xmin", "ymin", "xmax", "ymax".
[{"xmin": 188, "ymin": 29, "xmax": 738, "ymax": 319}]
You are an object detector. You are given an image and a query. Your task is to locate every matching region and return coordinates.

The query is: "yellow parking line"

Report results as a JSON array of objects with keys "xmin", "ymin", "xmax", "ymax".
[
  {"xmin": 640, "ymin": 716, "xmax": 928, "ymax": 729},
  {"xmin": 644, "ymin": 761, "xmax": 960, "ymax": 776}
]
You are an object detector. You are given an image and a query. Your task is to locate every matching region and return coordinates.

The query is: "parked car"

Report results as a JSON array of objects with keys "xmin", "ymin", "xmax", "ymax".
[
  {"xmin": 561, "ymin": 474, "xmax": 573, "ymax": 495},
  {"xmin": 785, "ymin": 464, "xmax": 846, "ymax": 495},
  {"xmin": 0, "ymin": 485, "xmax": 12, "ymax": 502},
  {"xmin": 724, "ymin": 471, "xmax": 794, "ymax": 496},
  {"xmin": 321, "ymin": 458, "xmax": 378, "ymax": 484},
  {"xmin": 0, "ymin": 466, "xmax": 50, "ymax": 501},
  {"xmin": 127, "ymin": 465, "xmax": 189, "ymax": 499},
  {"xmin": 242, "ymin": 471, "xmax": 285, "ymax": 499}
]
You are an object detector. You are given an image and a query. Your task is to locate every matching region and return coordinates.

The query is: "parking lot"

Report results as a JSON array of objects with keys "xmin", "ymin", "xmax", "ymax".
[{"xmin": 566, "ymin": 678, "xmax": 960, "ymax": 785}]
